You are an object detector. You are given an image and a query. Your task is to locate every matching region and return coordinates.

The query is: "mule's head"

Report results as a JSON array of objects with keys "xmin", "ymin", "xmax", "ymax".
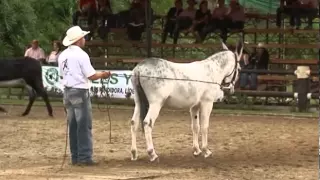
[{"xmin": 221, "ymin": 39, "xmax": 243, "ymax": 94}]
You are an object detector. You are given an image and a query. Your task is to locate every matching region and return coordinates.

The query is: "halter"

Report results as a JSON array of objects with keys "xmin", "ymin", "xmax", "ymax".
[{"xmin": 222, "ymin": 52, "xmax": 239, "ymax": 88}]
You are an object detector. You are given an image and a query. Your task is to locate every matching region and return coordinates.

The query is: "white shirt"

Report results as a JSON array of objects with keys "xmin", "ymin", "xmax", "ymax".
[
  {"xmin": 58, "ymin": 45, "xmax": 96, "ymax": 89},
  {"xmin": 24, "ymin": 47, "xmax": 46, "ymax": 60},
  {"xmin": 47, "ymin": 51, "xmax": 61, "ymax": 63}
]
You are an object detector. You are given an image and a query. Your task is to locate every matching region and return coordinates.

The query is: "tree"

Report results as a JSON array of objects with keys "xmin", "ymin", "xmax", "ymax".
[{"xmin": 0, "ymin": 0, "xmax": 75, "ymax": 57}]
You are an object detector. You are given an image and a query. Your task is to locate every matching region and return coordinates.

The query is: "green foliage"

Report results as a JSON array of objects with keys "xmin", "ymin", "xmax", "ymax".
[{"xmin": 0, "ymin": 0, "xmax": 75, "ymax": 57}]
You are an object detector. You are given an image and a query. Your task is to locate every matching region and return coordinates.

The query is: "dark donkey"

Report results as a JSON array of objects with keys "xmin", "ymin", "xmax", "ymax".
[{"xmin": 0, "ymin": 57, "xmax": 53, "ymax": 116}]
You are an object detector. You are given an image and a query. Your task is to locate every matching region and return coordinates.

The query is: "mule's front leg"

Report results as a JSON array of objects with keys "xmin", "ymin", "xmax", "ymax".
[
  {"xmin": 200, "ymin": 102, "xmax": 214, "ymax": 158},
  {"xmin": 130, "ymin": 105, "xmax": 140, "ymax": 161},
  {"xmin": 190, "ymin": 106, "xmax": 202, "ymax": 157},
  {"xmin": 143, "ymin": 104, "xmax": 161, "ymax": 162}
]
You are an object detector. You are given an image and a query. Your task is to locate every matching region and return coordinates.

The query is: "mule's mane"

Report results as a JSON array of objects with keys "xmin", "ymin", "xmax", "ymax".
[{"xmin": 203, "ymin": 50, "xmax": 232, "ymax": 69}]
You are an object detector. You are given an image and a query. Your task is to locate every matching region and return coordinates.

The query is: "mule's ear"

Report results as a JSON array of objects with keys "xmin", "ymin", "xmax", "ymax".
[
  {"xmin": 221, "ymin": 40, "xmax": 228, "ymax": 50},
  {"xmin": 235, "ymin": 38, "xmax": 244, "ymax": 62}
]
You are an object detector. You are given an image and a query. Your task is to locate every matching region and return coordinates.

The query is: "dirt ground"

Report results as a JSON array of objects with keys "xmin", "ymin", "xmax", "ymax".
[{"xmin": 0, "ymin": 105, "xmax": 317, "ymax": 180}]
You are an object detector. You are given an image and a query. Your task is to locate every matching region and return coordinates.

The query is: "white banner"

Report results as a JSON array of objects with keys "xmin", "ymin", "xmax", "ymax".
[{"xmin": 42, "ymin": 66, "xmax": 134, "ymax": 99}]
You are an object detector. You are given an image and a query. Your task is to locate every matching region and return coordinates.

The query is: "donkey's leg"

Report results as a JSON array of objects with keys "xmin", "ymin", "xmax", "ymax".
[
  {"xmin": 32, "ymin": 82, "xmax": 53, "ymax": 117},
  {"xmin": 143, "ymin": 103, "xmax": 161, "ymax": 162},
  {"xmin": 200, "ymin": 102, "xmax": 214, "ymax": 158},
  {"xmin": 21, "ymin": 85, "xmax": 36, "ymax": 116},
  {"xmin": 0, "ymin": 106, "xmax": 7, "ymax": 113},
  {"xmin": 190, "ymin": 105, "xmax": 201, "ymax": 157},
  {"xmin": 130, "ymin": 103, "xmax": 140, "ymax": 161}
]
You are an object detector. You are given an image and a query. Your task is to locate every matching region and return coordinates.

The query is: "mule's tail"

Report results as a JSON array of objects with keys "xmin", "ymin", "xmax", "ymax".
[
  {"xmin": 134, "ymin": 71, "xmax": 149, "ymax": 133},
  {"xmin": 234, "ymin": 38, "xmax": 244, "ymax": 62}
]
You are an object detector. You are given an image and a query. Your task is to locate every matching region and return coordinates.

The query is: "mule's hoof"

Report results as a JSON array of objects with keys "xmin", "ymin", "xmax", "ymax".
[
  {"xmin": 21, "ymin": 113, "xmax": 28, "ymax": 116},
  {"xmin": 131, "ymin": 150, "xmax": 138, "ymax": 161},
  {"xmin": 193, "ymin": 151, "xmax": 202, "ymax": 157},
  {"xmin": 203, "ymin": 150, "xmax": 212, "ymax": 158},
  {"xmin": 149, "ymin": 154, "xmax": 159, "ymax": 163}
]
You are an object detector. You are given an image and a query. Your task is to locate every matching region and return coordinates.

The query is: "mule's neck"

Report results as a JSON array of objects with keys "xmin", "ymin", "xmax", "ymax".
[{"xmin": 202, "ymin": 51, "xmax": 235, "ymax": 84}]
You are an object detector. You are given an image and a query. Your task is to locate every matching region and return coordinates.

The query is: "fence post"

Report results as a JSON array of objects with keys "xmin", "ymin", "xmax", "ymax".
[{"xmin": 294, "ymin": 66, "xmax": 311, "ymax": 112}]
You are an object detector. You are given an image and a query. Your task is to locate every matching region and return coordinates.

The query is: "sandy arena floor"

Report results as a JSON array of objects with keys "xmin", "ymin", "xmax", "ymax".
[{"xmin": 0, "ymin": 105, "xmax": 317, "ymax": 180}]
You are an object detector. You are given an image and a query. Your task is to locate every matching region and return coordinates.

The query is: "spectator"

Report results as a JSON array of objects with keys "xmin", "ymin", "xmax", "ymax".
[
  {"xmin": 199, "ymin": 0, "xmax": 228, "ymax": 42},
  {"xmin": 96, "ymin": 0, "xmax": 115, "ymax": 39},
  {"xmin": 24, "ymin": 40, "xmax": 46, "ymax": 62},
  {"xmin": 127, "ymin": 0, "xmax": 154, "ymax": 41},
  {"xmin": 294, "ymin": 0, "xmax": 319, "ymax": 29},
  {"xmin": 72, "ymin": 0, "xmax": 97, "ymax": 39},
  {"xmin": 221, "ymin": 0, "xmax": 245, "ymax": 42},
  {"xmin": 161, "ymin": 0, "xmax": 183, "ymax": 43},
  {"xmin": 172, "ymin": 0, "xmax": 197, "ymax": 44},
  {"xmin": 276, "ymin": 0, "xmax": 300, "ymax": 28},
  {"xmin": 46, "ymin": 41, "xmax": 62, "ymax": 66},
  {"xmin": 192, "ymin": 0, "xmax": 211, "ymax": 43},
  {"xmin": 239, "ymin": 43, "xmax": 269, "ymax": 90}
]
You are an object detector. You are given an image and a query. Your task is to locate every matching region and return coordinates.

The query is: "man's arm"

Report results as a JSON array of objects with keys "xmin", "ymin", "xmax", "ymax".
[
  {"xmin": 80, "ymin": 53, "xmax": 111, "ymax": 80},
  {"xmin": 24, "ymin": 49, "xmax": 30, "ymax": 57}
]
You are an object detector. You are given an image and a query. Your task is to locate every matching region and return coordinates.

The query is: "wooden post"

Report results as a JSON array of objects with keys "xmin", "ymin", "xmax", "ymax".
[{"xmin": 294, "ymin": 66, "xmax": 311, "ymax": 112}]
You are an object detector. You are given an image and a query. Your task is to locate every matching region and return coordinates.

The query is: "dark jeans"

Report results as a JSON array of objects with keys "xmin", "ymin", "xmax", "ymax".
[
  {"xmin": 200, "ymin": 18, "xmax": 225, "ymax": 41},
  {"xmin": 72, "ymin": 8, "xmax": 96, "ymax": 26},
  {"xmin": 276, "ymin": 7, "xmax": 295, "ymax": 27},
  {"xmin": 127, "ymin": 23, "xmax": 145, "ymax": 41},
  {"xmin": 63, "ymin": 88, "xmax": 93, "ymax": 164},
  {"xmin": 173, "ymin": 17, "xmax": 193, "ymax": 44},
  {"xmin": 239, "ymin": 73, "xmax": 258, "ymax": 90},
  {"xmin": 221, "ymin": 18, "xmax": 244, "ymax": 42},
  {"xmin": 294, "ymin": 8, "xmax": 318, "ymax": 27},
  {"xmin": 162, "ymin": 19, "xmax": 177, "ymax": 43},
  {"xmin": 97, "ymin": 13, "xmax": 118, "ymax": 39}
]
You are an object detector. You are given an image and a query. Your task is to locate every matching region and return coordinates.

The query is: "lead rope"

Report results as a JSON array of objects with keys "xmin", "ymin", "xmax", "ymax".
[
  {"xmin": 56, "ymin": 107, "xmax": 68, "ymax": 172},
  {"xmin": 99, "ymin": 78, "xmax": 112, "ymax": 144}
]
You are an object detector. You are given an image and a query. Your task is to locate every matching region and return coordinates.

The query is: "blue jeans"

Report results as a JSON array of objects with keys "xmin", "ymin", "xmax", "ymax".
[
  {"xmin": 63, "ymin": 88, "xmax": 93, "ymax": 164},
  {"xmin": 239, "ymin": 73, "xmax": 258, "ymax": 90}
]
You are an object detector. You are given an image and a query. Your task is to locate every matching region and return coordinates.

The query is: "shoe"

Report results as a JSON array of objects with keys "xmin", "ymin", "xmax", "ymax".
[{"xmin": 76, "ymin": 160, "xmax": 99, "ymax": 166}]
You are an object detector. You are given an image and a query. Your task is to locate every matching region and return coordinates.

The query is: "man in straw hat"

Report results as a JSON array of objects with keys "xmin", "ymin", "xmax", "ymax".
[{"xmin": 58, "ymin": 26, "xmax": 111, "ymax": 166}]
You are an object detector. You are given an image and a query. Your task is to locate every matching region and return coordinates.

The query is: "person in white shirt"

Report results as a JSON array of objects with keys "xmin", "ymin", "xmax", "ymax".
[
  {"xmin": 46, "ymin": 41, "xmax": 62, "ymax": 66},
  {"xmin": 24, "ymin": 40, "xmax": 46, "ymax": 61},
  {"xmin": 58, "ymin": 26, "xmax": 111, "ymax": 166}
]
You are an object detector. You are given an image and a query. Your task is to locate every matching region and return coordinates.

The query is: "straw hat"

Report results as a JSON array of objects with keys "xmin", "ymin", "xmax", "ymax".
[{"xmin": 62, "ymin": 26, "xmax": 90, "ymax": 46}]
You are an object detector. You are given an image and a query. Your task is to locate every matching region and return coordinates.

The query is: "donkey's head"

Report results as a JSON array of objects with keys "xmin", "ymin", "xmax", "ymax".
[{"xmin": 221, "ymin": 39, "xmax": 243, "ymax": 94}]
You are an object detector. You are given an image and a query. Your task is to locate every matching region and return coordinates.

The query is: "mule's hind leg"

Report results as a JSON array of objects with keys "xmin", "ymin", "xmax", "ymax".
[
  {"xmin": 130, "ymin": 102, "xmax": 140, "ymax": 161},
  {"xmin": 29, "ymin": 80, "xmax": 53, "ymax": 117},
  {"xmin": 143, "ymin": 103, "xmax": 162, "ymax": 162},
  {"xmin": 0, "ymin": 106, "xmax": 7, "ymax": 113},
  {"xmin": 200, "ymin": 102, "xmax": 214, "ymax": 158},
  {"xmin": 21, "ymin": 85, "xmax": 36, "ymax": 116},
  {"xmin": 190, "ymin": 105, "xmax": 202, "ymax": 157}
]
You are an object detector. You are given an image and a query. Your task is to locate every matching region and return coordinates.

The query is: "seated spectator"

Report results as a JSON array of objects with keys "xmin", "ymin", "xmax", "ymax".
[
  {"xmin": 73, "ymin": 0, "xmax": 97, "ymax": 27},
  {"xmin": 219, "ymin": 0, "xmax": 245, "ymax": 42},
  {"xmin": 24, "ymin": 40, "xmax": 46, "ymax": 62},
  {"xmin": 172, "ymin": 0, "xmax": 197, "ymax": 44},
  {"xmin": 46, "ymin": 41, "xmax": 62, "ymax": 66},
  {"xmin": 96, "ymin": 0, "xmax": 116, "ymax": 39},
  {"xmin": 161, "ymin": 0, "xmax": 183, "ymax": 43},
  {"xmin": 127, "ymin": 0, "xmax": 154, "ymax": 41},
  {"xmin": 192, "ymin": 0, "xmax": 211, "ymax": 43},
  {"xmin": 276, "ymin": 0, "xmax": 300, "ymax": 28},
  {"xmin": 199, "ymin": 0, "xmax": 228, "ymax": 42},
  {"xmin": 294, "ymin": 0, "xmax": 319, "ymax": 29},
  {"xmin": 239, "ymin": 43, "xmax": 269, "ymax": 90},
  {"xmin": 73, "ymin": 0, "xmax": 97, "ymax": 40}
]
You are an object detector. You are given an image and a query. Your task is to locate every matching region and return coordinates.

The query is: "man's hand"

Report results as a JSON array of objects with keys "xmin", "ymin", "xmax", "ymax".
[
  {"xmin": 88, "ymin": 71, "xmax": 111, "ymax": 81},
  {"xmin": 101, "ymin": 71, "xmax": 111, "ymax": 79}
]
